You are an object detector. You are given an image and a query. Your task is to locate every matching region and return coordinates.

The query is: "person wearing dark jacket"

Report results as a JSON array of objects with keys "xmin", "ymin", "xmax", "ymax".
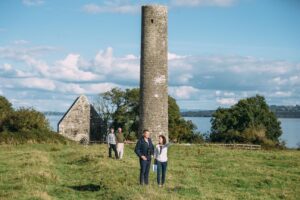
[{"xmin": 134, "ymin": 129, "xmax": 154, "ymax": 185}]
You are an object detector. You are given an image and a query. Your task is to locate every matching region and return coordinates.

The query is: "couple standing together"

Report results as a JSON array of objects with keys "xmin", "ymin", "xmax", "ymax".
[
  {"xmin": 135, "ymin": 129, "xmax": 171, "ymax": 187},
  {"xmin": 107, "ymin": 127, "xmax": 125, "ymax": 159}
]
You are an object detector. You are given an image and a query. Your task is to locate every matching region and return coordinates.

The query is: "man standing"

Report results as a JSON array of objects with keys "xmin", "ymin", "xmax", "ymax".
[
  {"xmin": 107, "ymin": 128, "xmax": 118, "ymax": 159},
  {"xmin": 116, "ymin": 127, "xmax": 125, "ymax": 159},
  {"xmin": 134, "ymin": 129, "xmax": 154, "ymax": 185}
]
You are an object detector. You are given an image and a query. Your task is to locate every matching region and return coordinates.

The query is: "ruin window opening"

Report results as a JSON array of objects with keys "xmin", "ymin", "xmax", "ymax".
[{"xmin": 151, "ymin": 19, "xmax": 154, "ymax": 23}]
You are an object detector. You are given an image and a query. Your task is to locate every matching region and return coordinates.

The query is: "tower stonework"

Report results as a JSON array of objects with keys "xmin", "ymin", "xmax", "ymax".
[{"xmin": 139, "ymin": 5, "xmax": 168, "ymax": 143}]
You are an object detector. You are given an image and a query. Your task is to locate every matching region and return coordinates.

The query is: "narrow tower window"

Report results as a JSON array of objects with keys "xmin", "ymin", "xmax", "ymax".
[{"xmin": 151, "ymin": 19, "xmax": 154, "ymax": 23}]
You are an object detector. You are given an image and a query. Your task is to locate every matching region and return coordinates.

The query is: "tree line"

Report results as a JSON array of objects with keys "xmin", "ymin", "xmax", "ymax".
[
  {"xmin": 93, "ymin": 89, "xmax": 284, "ymax": 148},
  {"xmin": 0, "ymin": 91, "xmax": 284, "ymax": 148}
]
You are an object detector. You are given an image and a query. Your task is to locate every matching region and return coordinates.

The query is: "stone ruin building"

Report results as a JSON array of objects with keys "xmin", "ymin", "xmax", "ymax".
[{"xmin": 58, "ymin": 95, "xmax": 103, "ymax": 144}]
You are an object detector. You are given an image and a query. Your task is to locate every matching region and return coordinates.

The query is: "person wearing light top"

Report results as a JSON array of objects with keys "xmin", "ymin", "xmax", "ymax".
[
  {"xmin": 154, "ymin": 135, "xmax": 171, "ymax": 187},
  {"xmin": 107, "ymin": 128, "xmax": 118, "ymax": 159}
]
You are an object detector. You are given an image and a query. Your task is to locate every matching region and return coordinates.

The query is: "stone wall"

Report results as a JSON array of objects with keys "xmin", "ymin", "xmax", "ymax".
[{"xmin": 58, "ymin": 95, "xmax": 103, "ymax": 143}]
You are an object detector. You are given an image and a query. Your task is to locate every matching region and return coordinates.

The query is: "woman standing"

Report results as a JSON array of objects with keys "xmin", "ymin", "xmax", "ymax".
[{"xmin": 154, "ymin": 135, "xmax": 171, "ymax": 187}]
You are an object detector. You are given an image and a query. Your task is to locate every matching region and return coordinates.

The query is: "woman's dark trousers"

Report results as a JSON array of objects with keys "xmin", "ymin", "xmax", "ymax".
[
  {"xmin": 139, "ymin": 159, "xmax": 151, "ymax": 185},
  {"xmin": 109, "ymin": 144, "xmax": 118, "ymax": 159},
  {"xmin": 157, "ymin": 161, "xmax": 168, "ymax": 185}
]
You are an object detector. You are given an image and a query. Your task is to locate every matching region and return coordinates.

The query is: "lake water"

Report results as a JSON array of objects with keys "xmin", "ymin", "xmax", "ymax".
[
  {"xmin": 46, "ymin": 115, "xmax": 300, "ymax": 148},
  {"xmin": 184, "ymin": 117, "xmax": 300, "ymax": 148}
]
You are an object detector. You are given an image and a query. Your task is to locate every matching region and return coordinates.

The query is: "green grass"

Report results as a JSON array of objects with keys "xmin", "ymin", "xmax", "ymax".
[{"xmin": 0, "ymin": 143, "xmax": 299, "ymax": 200}]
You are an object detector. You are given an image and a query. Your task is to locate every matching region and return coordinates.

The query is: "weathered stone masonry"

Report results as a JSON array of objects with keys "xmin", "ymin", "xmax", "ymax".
[
  {"xmin": 58, "ymin": 95, "xmax": 103, "ymax": 143},
  {"xmin": 139, "ymin": 5, "xmax": 168, "ymax": 144}
]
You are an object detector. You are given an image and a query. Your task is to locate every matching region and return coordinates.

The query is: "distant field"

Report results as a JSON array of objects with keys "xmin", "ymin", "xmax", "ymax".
[{"xmin": 0, "ymin": 144, "xmax": 299, "ymax": 200}]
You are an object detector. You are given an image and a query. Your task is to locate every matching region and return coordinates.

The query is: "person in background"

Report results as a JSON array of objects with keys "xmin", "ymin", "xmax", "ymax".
[
  {"xmin": 154, "ymin": 135, "xmax": 171, "ymax": 187},
  {"xmin": 116, "ymin": 127, "xmax": 125, "ymax": 159},
  {"xmin": 134, "ymin": 129, "xmax": 154, "ymax": 185},
  {"xmin": 107, "ymin": 127, "xmax": 118, "ymax": 159}
]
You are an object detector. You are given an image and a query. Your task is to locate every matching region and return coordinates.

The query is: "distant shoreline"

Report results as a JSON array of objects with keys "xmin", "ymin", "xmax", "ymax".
[
  {"xmin": 181, "ymin": 111, "xmax": 300, "ymax": 118},
  {"xmin": 43, "ymin": 105, "xmax": 300, "ymax": 119},
  {"xmin": 181, "ymin": 105, "xmax": 300, "ymax": 118}
]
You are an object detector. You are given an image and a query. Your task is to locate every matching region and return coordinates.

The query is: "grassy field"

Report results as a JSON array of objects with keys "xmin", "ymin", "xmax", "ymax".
[{"xmin": 0, "ymin": 143, "xmax": 299, "ymax": 200}]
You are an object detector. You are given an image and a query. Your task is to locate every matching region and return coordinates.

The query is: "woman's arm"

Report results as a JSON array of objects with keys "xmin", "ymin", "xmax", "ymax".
[{"xmin": 165, "ymin": 142, "xmax": 172, "ymax": 148}]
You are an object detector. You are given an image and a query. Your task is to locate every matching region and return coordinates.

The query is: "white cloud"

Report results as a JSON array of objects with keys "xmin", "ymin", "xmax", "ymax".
[
  {"xmin": 177, "ymin": 73, "xmax": 193, "ymax": 84},
  {"xmin": 82, "ymin": 3, "xmax": 139, "ymax": 14},
  {"xmin": 50, "ymin": 54, "xmax": 100, "ymax": 81},
  {"xmin": 224, "ymin": 92, "xmax": 235, "ymax": 97},
  {"xmin": 83, "ymin": 83, "xmax": 121, "ymax": 94},
  {"xmin": 21, "ymin": 78, "xmax": 56, "ymax": 91},
  {"xmin": 13, "ymin": 40, "xmax": 30, "ymax": 45},
  {"xmin": 1, "ymin": 43, "xmax": 300, "ymax": 111},
  {"xmin": 168, "ymin": 52, "xmax": 187, "ymax": 60},
  {"xmin": 171, "ymin": 0, "xmax": 237, "ymax": 7},
  {"xmin": 82, "ymin": 0, "xmax": 238, "ymax": 15},
  {"xmin": 216, "ymin": 97, "xmax": 237, "ymax": 106},
  {"xmin": 169, "ymin": 86, "xmax": 200, "ymax": 99},
  {"xmin": 0, "ymin": 63, "xmax": 33, "ymax": 77},
  {"xmin": 91, "ymin": 47, "xmax": 140, "ymax": 81},
  {"xmin": 57, "ymin": 83, "xmax": 85, "ymax": 94},
  {"xmin": 272, "ymin": 91, "xmax": 292, "ymax": 97},
  {"xmin": 22, "ymin": 0, "xmax": 44, "ymax": 6}
]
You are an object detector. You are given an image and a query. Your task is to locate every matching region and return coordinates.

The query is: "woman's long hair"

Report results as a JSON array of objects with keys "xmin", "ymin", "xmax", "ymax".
[{"xmin": 158, "ymin": 135, "xmax": 166, "ymax": 145}]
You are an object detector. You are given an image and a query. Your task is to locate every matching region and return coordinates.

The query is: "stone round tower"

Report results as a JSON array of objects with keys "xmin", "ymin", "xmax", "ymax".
[{"xmin": 139, "ymin": 5, "xmax": 168, "ymax": 143}]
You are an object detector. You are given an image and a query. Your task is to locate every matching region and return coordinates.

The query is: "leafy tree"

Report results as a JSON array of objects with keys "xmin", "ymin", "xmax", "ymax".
[
  {"xmin": 93, "ymin": 88, "xmax": 139, "ymax": 139},
  {"xmin": 210, "ymin": 95, "xmax": 282, "ymax": 146},
  {"xmin": 0, "ymin": 96, "xmax": 14, "ymax": 131},
  {"xmin": 93, "ymin": 88, "xmax": 203, "ymax": 142}
]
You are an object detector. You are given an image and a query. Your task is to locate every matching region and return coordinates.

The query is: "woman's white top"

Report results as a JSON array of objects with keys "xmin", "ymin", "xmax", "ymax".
[{"xmin": 154, "ymin": 143, "xmax": 171, "ymax": 162}]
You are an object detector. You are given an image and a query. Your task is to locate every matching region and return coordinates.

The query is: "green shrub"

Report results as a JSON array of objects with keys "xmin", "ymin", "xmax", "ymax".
[
  {"xmin": 5, "ymin": 107, "xmax": 51, "ymax": 132},
  {"xmin": 0, "ymin": 95, "xmax": 68, "ymax": 144}
]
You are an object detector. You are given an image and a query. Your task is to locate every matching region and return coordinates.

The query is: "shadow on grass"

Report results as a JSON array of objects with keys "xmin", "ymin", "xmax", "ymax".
[{"xmin": 68, "ymin": 184, "xmax": 101, "ymax": 192}]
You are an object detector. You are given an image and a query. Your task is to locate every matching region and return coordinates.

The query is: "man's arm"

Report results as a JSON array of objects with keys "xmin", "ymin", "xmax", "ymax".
[
  {"xmin": 150, "ymin": 140, "xmax": 155, "ymax": 155},
  {"xmin": 134, "ymin": 139, "xmax": 142, "ymax": 157}
]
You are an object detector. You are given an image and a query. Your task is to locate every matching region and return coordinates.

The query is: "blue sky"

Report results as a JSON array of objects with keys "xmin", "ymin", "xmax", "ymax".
[{"xmin": 0, "ymin": 0, "xmax": 299, "ymax": 111}]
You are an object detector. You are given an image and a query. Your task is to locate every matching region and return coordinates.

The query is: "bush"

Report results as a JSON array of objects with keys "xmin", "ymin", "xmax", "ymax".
[
  {"xmin": 5, "ymin": 107, "xmax": 51, "ymax": 132},
  {"xmin": 210, "ymin": 95, "xmax": 283, "ymax": 147},
  {"xmin": 0, "ymin": 95, "xmax": 68, "ymax": 144}
]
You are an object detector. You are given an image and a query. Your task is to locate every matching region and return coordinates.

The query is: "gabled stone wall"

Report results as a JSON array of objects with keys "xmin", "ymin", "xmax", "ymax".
[{"xmin": 58, "ymin": 95, "xmax": 103, "ymax": 143}]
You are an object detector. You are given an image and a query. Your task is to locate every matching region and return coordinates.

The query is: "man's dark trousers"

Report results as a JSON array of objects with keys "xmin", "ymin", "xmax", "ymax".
[
  {"xmin": 140, "ymin": 158, "xmax": 151, "ymax": 185},
  {"xmin": 109, "ymin": 144, "xmax": 118, "ymax": 159}
]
